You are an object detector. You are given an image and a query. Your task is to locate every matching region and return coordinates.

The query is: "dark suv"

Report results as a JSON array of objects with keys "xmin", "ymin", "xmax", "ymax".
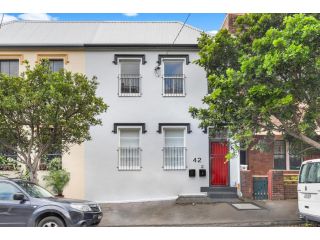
[{"xmin": 0, "ymin": 177, "xmax": 103, "ymax": 227}]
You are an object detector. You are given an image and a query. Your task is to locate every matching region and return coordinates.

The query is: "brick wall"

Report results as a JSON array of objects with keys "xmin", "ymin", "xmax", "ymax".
[
  {"xmin": 268, "ymin": 170, "xmax": 285, "ymax": 200},
  {"xmin": 247, "ymin": 136, "xmax": 274, "ymax": 175},
  {"xmin": 284, "ymin": 184, "xmax": 298, "ymax": 199},
  {"xmin": 240, "ymin": 170, "xmax": 253, "ymax": 199}
]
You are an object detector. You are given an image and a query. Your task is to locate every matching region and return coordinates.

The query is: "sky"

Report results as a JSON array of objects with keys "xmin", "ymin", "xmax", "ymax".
[{"xmin": 1, "ymin": 13, "xmax": 226, "ymax": 33}]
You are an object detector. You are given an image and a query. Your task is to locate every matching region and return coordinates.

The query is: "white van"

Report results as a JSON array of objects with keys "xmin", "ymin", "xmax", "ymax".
[{"xmin": 298, "ymin": 159, "xmax": 320, "ymax": 222}]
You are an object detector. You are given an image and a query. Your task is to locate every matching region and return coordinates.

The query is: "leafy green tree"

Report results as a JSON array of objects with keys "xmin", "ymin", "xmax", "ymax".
[
  {"xmin": 191, "ymin": 14, "xmax": 320, "ymax": 152},
  {"xmin": 0, "ymin": 60, "xmax": 108, "ymax": 182}
]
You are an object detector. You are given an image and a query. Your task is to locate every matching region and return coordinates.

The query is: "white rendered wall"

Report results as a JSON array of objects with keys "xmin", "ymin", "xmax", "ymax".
[{"xmin": 84, "ymin": 50, "xmax": 210, "ymax": 202}]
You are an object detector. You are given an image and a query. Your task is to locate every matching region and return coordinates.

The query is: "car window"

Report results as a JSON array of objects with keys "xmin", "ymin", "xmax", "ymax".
[
  {"xmin": 306, "ymin": 163, "xmax": 319, "ymax": 183},
  {"xmin": 15, "ymin": 181, "xmax": 53, "ymax": 198},
  {"xmin": 0, "ymin": 182, "xmax": 21, "ymax": 201}
]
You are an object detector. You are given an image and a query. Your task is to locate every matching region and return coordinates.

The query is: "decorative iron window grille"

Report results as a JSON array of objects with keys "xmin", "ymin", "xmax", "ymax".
[
  {"xmin": 118, "ymin": 147, "xmax": 142, "ymax": 171},
  {"xmin": 118, "ymin": 74, "xmax": 141, "ymax": 96},
  {"xmin": 163, "ymin": 146, "xmax": 187, "ymax": 170}
]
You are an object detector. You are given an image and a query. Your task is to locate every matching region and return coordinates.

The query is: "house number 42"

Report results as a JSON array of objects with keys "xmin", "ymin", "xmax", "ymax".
[{"xmin": 193, "ymin": 157, "xmax": 201, "ymax": 163}]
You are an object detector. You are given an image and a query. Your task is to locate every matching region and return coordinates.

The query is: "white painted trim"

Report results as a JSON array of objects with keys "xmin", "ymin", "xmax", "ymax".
[
  {"xmin": 162, "ymin": 126, "xmax": 187, "ymax": 170},
  {"xmin": 118, "ymin": 58, "xmax": 142, "ymax": 96},
  {"xmin": 161, "ymin": 58, "xmax": 186, "ymax": 97},
  {"xmin": 286, "ymin": 140, "xmax": 290, "ymax": 170},
  {"xmin": 117, "ymin": 126, "xmax": 142, "ymax": 171}
]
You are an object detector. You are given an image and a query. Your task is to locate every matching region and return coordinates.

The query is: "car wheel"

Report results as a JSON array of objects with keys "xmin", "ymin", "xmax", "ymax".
[{"xmin": 38, "ymin": 216, "xmax": 65, "ymax": 227}]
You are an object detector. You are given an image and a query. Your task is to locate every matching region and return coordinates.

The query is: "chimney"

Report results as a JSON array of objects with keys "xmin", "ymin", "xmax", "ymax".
[{"xmin": 221, "ymin": 13, "xmax": 244, "ymax": 34}]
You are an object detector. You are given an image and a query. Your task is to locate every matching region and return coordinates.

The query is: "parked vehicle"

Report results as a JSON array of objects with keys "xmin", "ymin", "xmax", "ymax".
[
  {"xmin": 298, "ymin": 159, "xmax": 320, "ymax": 222},
  {"xmin": 0, "ymin": 177, "xmax": 103, "ymax": 227}
]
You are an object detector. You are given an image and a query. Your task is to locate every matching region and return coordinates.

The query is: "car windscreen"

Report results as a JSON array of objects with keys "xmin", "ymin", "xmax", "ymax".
[
  {"xmin": 299, "ymin": 162, "xmax": 320, "ymax": 183},
  {"xmin": 15, "ymin": 181, "xmax": 54, "ymax": 198}
]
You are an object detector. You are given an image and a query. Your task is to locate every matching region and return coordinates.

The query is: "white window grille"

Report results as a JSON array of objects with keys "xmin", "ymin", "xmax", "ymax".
[
  {"xmin": 119, "ymin": 59, "xmax": 141, "ymax": 96},
  {"xmin": 163, "ymin": 128, "xmax": 186, "ymax": 170},
  {"xmin": 163, "ymin": 60, "xmax": 185, "ymax": 96},
  {"xmin": 118, "ymin": 128, "xmax": 141, "ymax": 170}
]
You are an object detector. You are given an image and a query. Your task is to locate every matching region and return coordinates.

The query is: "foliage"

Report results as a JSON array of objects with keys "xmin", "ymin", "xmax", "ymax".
[
  {"xmin": 0, "ymin": 155, "xmax": 20, "ymax": 171},
  {"xmin": 0, "ymin": 60, "xmax": 108, "ymax": 182},
  {"xmin": 43, "ymin": 158, "xmax": 70, "ymax": 196},
  {"xmin": 191, "ymin": 14, "xmax": 320, "ymax": 152},
  {"xmin": 47, "ymin": 158, "xmax": 62, "ymax": 171}
]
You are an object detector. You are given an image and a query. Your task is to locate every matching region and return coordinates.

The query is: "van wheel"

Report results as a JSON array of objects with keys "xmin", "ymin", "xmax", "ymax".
[{"xmin": 38, "ymin": 216, "xmax": 65, "ymax": 227}]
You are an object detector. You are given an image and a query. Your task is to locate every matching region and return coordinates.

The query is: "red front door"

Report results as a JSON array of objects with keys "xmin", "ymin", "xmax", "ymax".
[{"xmin": 211, "ymin": 142, "xmax": 229, "ymax": 186}]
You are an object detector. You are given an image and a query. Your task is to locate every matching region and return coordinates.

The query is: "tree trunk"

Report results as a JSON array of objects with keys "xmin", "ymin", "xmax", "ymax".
[{"xmin": 27, "ymin": 164, "xmax": 38, "ymax": 183}]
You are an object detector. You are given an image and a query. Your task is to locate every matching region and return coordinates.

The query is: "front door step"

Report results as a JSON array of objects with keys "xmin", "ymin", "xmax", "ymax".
[
  {"xmin": 200, "ymin": 186, "xmax": 239, "ymax": 199},
  {"xmin": 176, "ymin": 195, "xmax": 242, "ymax": 204},
  {"xmin": 201, "ymin": 186, "xmax": 237, "ymax": 193}
]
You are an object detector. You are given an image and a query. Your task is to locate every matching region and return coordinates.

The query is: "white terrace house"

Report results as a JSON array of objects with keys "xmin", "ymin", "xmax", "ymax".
[{"xmin": 0, "ymin": 21, "xmax": 241, "ymax": 202}]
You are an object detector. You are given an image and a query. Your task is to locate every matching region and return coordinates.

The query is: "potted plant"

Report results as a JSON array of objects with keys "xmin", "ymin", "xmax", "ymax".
[{"xmin": 43, "ymin": 158, "xmax": 70, "ymax": 197}]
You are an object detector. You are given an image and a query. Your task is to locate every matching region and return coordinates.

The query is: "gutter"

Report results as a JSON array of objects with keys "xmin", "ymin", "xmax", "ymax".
[{"xmin": 0, "ymin": 44, "xmax": 199, "ymax": 51}]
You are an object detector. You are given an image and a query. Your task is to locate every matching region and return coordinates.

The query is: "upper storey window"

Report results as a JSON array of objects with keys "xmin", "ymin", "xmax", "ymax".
[
  {"xmin": 163, "ymin": 60, "xmax": 185, "ymax": 96},
  {"xmin": 118, "ymin": 59, "xmax": 141, "ymax": 96},
  {"xmin": 0, "ymin": 60, "xmax": 19, "ymax": 76},
  {"xmin": 49, "ymin": 59, "xmax": 64, "ymax": 72}
]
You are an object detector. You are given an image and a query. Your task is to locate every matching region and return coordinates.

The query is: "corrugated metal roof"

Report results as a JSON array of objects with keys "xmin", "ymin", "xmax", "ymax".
[{"xmin": 0, "ymin": 21, "xmax": 203, "ymax": 46}]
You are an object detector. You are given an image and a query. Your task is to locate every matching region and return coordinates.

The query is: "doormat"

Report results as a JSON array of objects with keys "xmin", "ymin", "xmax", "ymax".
[{"xmin": 231, "ymin": 203, "xmax": 262, "ymax": 210}]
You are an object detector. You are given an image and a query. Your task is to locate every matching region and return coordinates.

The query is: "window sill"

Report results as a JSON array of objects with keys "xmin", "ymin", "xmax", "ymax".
[
  {"xmin": 163, "ymin": 167, "xmax": 187, "ymax": 171},
  {"xmin": 118, "ymin": 166, "xmax": 142, "ymax": 171},
  {"xmin": 162, "ymin": 94, "xmax": 186, "ymax": 97},
  {"xmin": 118, "ymin": 93, "xmax": 142, "ymax": 97}
]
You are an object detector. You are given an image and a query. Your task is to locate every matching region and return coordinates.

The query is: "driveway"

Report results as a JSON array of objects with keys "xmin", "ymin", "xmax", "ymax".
[{"xmin": 99, "ymin": 199, "xmax": 301, "ymax": 227}]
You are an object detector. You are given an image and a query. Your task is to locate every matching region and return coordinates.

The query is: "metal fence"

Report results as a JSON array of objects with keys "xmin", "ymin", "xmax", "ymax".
[
  {"xmin": 163, "ymin": 147, "xmax": 186, "ymax": 170},
  {"xmin": 118, "ymin": 147, "xmax": 142, "ymax": 171},
  {"xmin": 163, "ymin": 74, "xmax": 185, "ymax": 96},
  {"xmin": 118, "ymin": 74, "xmax": 141, "ymax": 96}
]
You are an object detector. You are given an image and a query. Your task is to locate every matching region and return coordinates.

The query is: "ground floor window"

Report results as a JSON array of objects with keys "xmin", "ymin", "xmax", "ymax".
[
  {"xmin": 118, "ymin": 128, "xmax": 141, "ymax": 171},
  {"xmin": 163, "ymin": 128, "xmax": 186, "ymax": 170},
  {"xmin": 273, "ymin": 140, "xmax": 286, "ymax": 170}
]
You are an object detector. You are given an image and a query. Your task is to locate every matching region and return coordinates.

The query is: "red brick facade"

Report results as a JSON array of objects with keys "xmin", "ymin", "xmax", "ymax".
[
  {"xmin": 246, "ymin": 136, "xmax": 278, "ymax": 175},
  {"xmin": 284, "ymin": 184, "xmax": 298, "ymax": 199},
  {"xmin": 268, "ymin": 170, "xmax": 285, "ymax": 200},
  {"xmin": 240, "ymin": 170, "xmax": 253, "ymax": 198}
]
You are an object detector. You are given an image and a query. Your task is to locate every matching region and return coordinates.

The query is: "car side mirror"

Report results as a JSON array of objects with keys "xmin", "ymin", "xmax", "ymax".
[{"xmin": 13, "ymin": 193, "xmax": 26, "ymax": 202}]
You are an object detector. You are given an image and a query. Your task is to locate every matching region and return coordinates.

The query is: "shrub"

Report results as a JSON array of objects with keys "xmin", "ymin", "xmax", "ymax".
[{"xmin": 43, "ymin": 158, "xmax": 70, "ymax": 197}]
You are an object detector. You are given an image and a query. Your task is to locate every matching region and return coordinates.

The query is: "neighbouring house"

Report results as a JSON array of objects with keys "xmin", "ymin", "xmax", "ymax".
[
  {"xmin": 0, "ymin": 20, "xmax": 241, "ymax": 202},
  {"xmin": 221, "ymin": 13, "xmax": 320, "ymax": 200}
]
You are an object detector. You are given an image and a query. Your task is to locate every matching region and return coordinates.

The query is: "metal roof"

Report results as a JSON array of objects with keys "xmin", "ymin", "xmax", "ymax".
[{"xmin": 0, "ymin": 21, "xmax": 203, "ymax": 47}]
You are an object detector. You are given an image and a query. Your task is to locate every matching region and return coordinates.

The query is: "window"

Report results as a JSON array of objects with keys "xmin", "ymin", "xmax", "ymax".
[
  {"xmin": 0, "ymin": 182, "xmax": 21, "ymax": 201},
  {"xmin": 118, "ymin": 128, "xmax": 141, "ymax": 170},
  {"xmin": 0, "ymin": 60, "xmax": 19, "ymax": 76},
  {"xmin": 299, "ymin": 164, "xmax": 310, "ymax": 183},
  {"xmin": 274, "ymin": 140, "xmax": 286, "ymax": 170},
  {"xmin": 240, "ymin": 150, "xmax": 247, "ymax": 165},
  {"xmin": 40, "ymin": 145, "xmax": 62, "ymax": 170},
  {"xmin": 163, "ymin": 60, "xmax": 185, "ymax": 96},
  {"xmin": 299, "ymin": 163, "xmax": 320, "ymax": 184},
  {"xmin": 163, "ymin": 128, "xmax": 186, "ymax": 170},
  {"xmin": 49, "ymin": 59, "xmax": 64, "ymax": 72},
  {"xmin": 119, "ymin": 59, "xmax": 141, "ymax": 96}
]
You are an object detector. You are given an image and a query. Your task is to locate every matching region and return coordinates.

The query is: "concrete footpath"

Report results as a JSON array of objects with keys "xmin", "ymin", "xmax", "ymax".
[{"xmin": 99, "ymin": 199, "xmax": 301, "ymax": 227}]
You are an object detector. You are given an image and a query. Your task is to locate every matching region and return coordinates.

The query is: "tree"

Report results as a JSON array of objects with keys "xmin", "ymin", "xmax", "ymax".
[
  {"xmin": 190, "ymin": 14, "xmax": 320, "ymax": 152},
  {"xmin": 0, "ymin": 60, "xmax": 108, "ymax": 182}
]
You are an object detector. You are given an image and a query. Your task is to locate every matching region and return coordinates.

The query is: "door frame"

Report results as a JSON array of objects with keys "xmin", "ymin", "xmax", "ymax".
[{"xmin": 209, "ymin": 140, "xmax": 230, "ymax": 187}]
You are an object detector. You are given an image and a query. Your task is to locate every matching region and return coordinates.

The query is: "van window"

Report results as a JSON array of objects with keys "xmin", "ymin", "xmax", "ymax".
[
  {"xmin": 299, "ymin": 162, "xmax": 320, "ymax": 183},
  {"xmin": 299, "ymin": 164, "xmax": 309, "ymax": 183}
]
